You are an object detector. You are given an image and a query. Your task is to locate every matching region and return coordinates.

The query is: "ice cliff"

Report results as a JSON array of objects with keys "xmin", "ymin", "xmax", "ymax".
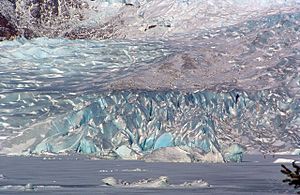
[{"xmin": 1, "ymin": 87, "xmax": 299, "ymax": 162}]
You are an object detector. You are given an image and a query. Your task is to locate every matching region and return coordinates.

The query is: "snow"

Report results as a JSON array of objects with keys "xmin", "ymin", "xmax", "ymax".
[{"xmin": 273, "ymin": 158, "xmax": 300, "ymax": 164}]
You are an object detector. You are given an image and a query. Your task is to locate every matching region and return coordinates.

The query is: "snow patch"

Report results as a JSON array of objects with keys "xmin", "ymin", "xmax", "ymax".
[{"xmin": 273, "ymin": 158, "xmax": 300, "ymax": 164}]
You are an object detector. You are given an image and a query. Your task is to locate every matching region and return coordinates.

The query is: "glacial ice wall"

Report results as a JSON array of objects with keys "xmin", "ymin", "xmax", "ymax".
[
  {"xmin": 1, "ymin": 87, "xmax": 299, "ymax": 162},
  {"xmin": 27, "ymin": 89, "xmax": 300, "ymax": 157}
]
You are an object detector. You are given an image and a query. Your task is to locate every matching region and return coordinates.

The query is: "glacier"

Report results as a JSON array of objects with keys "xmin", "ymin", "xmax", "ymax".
[
  {"xmin": 1, "ymin": 86, "xmax": 299, "ymax": 162},
  {"xmin": 0, "ymin": 0, "xmax": 300, "ymax": 163}
]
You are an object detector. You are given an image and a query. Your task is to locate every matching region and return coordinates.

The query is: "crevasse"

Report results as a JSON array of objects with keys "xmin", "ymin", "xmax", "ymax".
[{"xmin": 2, "ymin": 88, "xmax": 298, "ymax": 162}]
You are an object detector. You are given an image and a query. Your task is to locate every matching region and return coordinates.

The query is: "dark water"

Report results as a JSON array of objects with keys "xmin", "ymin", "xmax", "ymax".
[{"xmin": 0, "ymin": 155, "xmax": 298, "ymax": 195}]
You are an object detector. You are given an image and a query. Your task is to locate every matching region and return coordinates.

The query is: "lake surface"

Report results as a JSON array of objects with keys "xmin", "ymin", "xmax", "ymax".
[{"xmin": 0, "ymin": 155, "xmax": 299, "ymax": 195}]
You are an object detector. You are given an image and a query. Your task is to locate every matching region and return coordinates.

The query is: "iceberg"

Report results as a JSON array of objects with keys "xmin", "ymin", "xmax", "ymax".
[{"xmin": 102, "ymin": 176, "xmax": 210, "ymax": 188}]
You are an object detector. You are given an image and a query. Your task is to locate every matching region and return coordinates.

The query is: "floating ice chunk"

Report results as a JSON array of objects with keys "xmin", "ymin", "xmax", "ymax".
[
  {"xmin": 0, "ymin": 136, "xmax": 7, "ymax": 140},
  {"xmin": 99, "ymin": 169, "xmax": 109, "ymax": 173},
  {"xmin": 129, "ymin": 176, "xmax": 169, "ymax": 188},
  {"xmin": 178, "ymin": 180, "xmax": 210, "ymax": 188},
  {"xmin": 102, "ymin": 176, "xmax": 169, "ymax": 188},
  {"xmin": 102, "ymin": 176, "xmax": 210, "ymax": 188},
  {"xmin": 102, "ymin": 177, "xmax": 118, "ymax": 186},
  {"xmin": 0, "ymin": 174, "xmax": 6, "ymax": 180},
  {"xmin": 25, "ymin": 183, "xmax": 34, "ymax": 191},
  {"xmin": 292, "ymin": 149, "xmax": 300, "ymax": 155},
  {"xmin": 0, "ymin": 185, "xmax": 25, "ymax": 191},
  {"xmin": 273, "ymin": 158, "xmax": 300, "ymax": 164},
  {"xmin": 276, "ymin": 149, "xmax": 300, "ymax": 155},
  {"xmin": 121, "ymin": 168, "xmax": 147, "ymax": 172},
  {"xmin": 0, "ymin": 184, "xmax": 61, "ymax": 191}
]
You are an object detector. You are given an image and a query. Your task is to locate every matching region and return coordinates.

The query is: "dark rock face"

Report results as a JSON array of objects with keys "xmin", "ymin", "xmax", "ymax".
[
  {"xmin": 64, "ymin": 18, "xmax": 124, "ymax": 40},
  {"xmin": 14, "ymin": 0, "xmax": 85, "ymax": 37},
  {"xmin": 1, "ymin": 1, "xmax": 300, "ymax": 42},
  {"xmin": 0, "ymin": 13, "xmax": 18, "ymax": 41},
  {"xmin": 0, "ymin": 0, "xmax": 86, "ymax": 40}
]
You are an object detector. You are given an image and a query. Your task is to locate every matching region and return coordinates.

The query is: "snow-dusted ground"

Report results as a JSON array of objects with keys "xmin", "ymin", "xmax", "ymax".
[{"xmin": 0, "ymin": 155, "xmax": 299, "ymax": 194}]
